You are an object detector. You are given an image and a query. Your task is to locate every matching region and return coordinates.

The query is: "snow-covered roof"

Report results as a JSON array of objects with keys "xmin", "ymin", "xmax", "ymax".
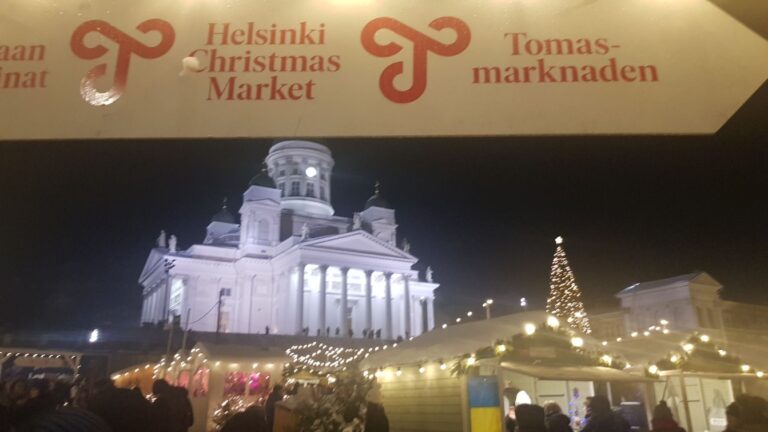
[
  {"xmin": 500, "ymin": 363, "xmax": 652, "ymax": 382},
  {"xmin": 194, "ymin": 342, "xmax": 288, "ymax": 362},
  {"xmin": 617, "ymin": 272, "xmax": 720, "ymax": 296},
  {"xmin": 361, "ymin": 311, "xmax": 580, "ymax": 369},
  {"xmin": 597, "ymin": 331, "xmax": 768, "ymax": 371}
]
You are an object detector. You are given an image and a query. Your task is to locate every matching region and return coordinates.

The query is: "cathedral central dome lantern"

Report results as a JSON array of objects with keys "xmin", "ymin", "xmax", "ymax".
[{"xmin": 266, "ymin": 140, "xmax": 335, "ymax": 217}]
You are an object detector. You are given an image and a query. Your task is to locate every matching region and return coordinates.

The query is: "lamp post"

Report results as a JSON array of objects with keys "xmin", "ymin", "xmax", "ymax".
[
  {"xmin": 520, "ymin": 297, "xmax": 528, "ymax": 311},
  {"xmin": 482, "ymin": 299, "xmax": 494, "ymax": 320}
]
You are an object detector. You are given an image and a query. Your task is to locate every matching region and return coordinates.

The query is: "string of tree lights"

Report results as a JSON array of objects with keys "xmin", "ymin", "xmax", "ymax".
[
  {"xmin": 284, "ymin": 341, "xmax": 396, "ymax": 374},
  {"xmin": 546, "ymin": 236, "xmax": 592, "ymax": 334}
]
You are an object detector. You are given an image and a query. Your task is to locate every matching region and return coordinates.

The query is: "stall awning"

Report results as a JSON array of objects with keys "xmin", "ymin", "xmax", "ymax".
[{"xmin": 500, "ymin": 362, "xmax": 654, "ymax": 382}]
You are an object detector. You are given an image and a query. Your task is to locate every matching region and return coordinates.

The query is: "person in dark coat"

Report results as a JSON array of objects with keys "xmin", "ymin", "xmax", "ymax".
[
  {"xmin": 221, "ymin": 405, "xmax": 267, "ymax": 432},
  {"xmin": 11, "ymin": 378, "xmax": 56, "ymax": 429},
  {"xmin": 365, "ymin": 386, "xmax": 389, "ymax": 432},
  {"xmin": 581, "ymin": 395, "xmax": 630, "ymax": 432},
  {"xmin": 543, "ymin": 401, "xmax": 573, "ymax": 432},
  {"xmin": 504, "ymin": 406, "xmax": 517, "ymax": 432},
  {"xmin": 152, "ymin": 379, "xmax": 192, "ymax": 432},
  {"xmin": 264, "ymin": 384, "xmax": 283, "ymax": 432},
  {"xmin": 515, "ymin": 404, "xmax": 547, "ymax": 432},
  {"xmin": 90, "ymin": 378, "xmax": 158, "ymax": 432},
  {"xmin": 650, "ymin": 401, "xmax": 685, "ymax": 432}
]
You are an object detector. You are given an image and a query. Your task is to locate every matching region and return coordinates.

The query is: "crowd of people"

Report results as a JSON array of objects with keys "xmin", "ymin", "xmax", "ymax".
[
  {"xmin": 0, "ymin": 375, "xmax": 388, "ymax": 432},
  {"xmin": 4, "ymin": 374, "xmax": 768, "ymax": 432},
  {"xmin": 0, "ymin": 376, "xmax": 193, "ymax": 432},
  {"xmin": 504, "ymin": 393, "xmax": 768, "ymax": 432}
]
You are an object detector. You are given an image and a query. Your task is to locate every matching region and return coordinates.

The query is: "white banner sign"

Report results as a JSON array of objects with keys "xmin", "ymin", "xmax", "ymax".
[{"xmin": 0, "ymin": 0, "xmax": 766, "ymax": 139}]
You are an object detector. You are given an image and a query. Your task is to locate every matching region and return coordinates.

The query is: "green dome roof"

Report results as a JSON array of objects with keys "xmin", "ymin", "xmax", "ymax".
[
  {"xmin": 211, "ymin": 198, "xmax": 236, "ymax": 224},
  {"xmin": 248, "ymin": 163, "xmax": 276, "ymax": 188},
  {"xmin": 364, "ymin": 182, "xmax": 391, "ymax": 209}
]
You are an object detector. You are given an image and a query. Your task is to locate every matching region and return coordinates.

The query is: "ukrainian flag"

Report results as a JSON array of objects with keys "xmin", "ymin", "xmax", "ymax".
[{"xmin": 468, "ymin": 376, "xmax": 502, "ymax": 432}]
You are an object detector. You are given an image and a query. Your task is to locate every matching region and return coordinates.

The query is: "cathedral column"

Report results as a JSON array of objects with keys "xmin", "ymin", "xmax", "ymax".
[
  {"xmin": 318, "ymin": 265, "xmax": 328, "ymax": 336},
  {"xmin": 295, "ymin": 263, "xmax": 306, "ymax": 334},
  {"xmin": 340, "ymin": 268, "xmax": 350, "ymax": 337},
  {"xmin": 364, "ymin": 270, "xmax": 373, "ymax": 333},
  {"xmin": 403, "ymin": 275, "xmax": 412, "ymax": 338},
  {"xmin": 427, "ymin": 296, "xmax": 435, "ymax": 331},
  {"xmin": 385, "ymin": 273, "xmax": 393, "ymax": 340}
]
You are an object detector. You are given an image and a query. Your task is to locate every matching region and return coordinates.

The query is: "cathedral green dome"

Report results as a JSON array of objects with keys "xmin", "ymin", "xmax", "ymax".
[
  {"xmin": 211, "ymin": 199, "xmax": 236, "ymax": 224},
  {"xmin": 248, "ymin": 163, "xmax": 276, "ymax": 188},
  {"xmin": 364, "ymin": 182, "xmax": 391, "ymax": 209}
]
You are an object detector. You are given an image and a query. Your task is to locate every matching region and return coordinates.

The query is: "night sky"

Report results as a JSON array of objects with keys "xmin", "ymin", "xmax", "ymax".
[{"xmin": 1, "ymin": 2, "xmax": 766, "ymax": 331}]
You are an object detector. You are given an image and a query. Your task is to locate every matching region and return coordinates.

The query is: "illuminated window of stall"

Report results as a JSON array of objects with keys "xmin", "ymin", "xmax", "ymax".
[
  {"xmin": 177, "ymin": 370, "xmax": 191, "ymax": 389},
  {"xmin": 224, "ymin": 371, "xmax": 247, "ymax": 397},
  {"xmin": 248, "ymin": 372, "xmax": 271, "ymax": 398},
  {"xmin": 191, "ymin": 367, "xmax": 209, "ymax": 397}
]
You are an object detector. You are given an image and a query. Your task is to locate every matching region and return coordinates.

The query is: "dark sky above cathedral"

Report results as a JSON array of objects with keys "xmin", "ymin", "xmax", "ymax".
[
  {"xmin": 1, "ymin": 1, "xmax": 766, "ymax": 330},
  {"xmin": 1, "ymin": 78, "xmax": 766, "ymax": 330}
]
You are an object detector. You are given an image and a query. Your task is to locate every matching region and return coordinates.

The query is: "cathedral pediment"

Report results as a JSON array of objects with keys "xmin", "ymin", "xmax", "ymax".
[
  {"xmin": 138, "ymin": 248, "xmax": 168, "ymax": 284},
  {"xmin": 300, "ymin": 230, "xmax": 415, "ymax": 261}
]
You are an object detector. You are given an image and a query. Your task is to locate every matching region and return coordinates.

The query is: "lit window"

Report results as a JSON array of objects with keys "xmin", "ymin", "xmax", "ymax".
[{"xmin": 306, "ymin": 183, "xmax": 315, "ymax": 197}]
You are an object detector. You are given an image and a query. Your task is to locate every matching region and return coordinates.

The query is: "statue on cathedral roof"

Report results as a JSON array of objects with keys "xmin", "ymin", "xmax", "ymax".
[
  {"xmin": 300, "ymin": 223, "xmax": 309, "ymax": 240},
  {"xmin": 426, "ymin": 266, "xmax": 434, "ymax": 283},
  {"xmin": 157, "ymin": 230, "xmax": 167, "ymax": 248},
  {"xmin": 353, "ymin": 213, "xmax": 362, "ymax": 230},
  {"xmin": 169, "ymin": 235, "xmax": 178, "ymax": 252}
]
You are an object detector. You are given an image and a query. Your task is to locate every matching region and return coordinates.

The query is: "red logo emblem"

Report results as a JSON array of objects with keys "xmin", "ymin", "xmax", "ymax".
[
  {"xmin": 361, "ymin": 17, "xmax": 470, "ymax": 104},
  {"xmin": 71, "ymin": 19, "xmax": 175, "ymax": 106}
]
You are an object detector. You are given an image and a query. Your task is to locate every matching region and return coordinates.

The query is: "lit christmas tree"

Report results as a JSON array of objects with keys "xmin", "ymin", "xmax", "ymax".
[{"xmin": 546, "ymin": 236, "xmax": 591, "ymax": 334}]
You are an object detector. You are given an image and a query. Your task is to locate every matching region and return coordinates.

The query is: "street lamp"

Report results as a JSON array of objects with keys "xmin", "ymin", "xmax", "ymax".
[
  {"xmin": 520, "ymin": 297, "xmax": 528, "ymax": 311},
  {"xmin": 482, "ymin": 299, "xmax": 494, "ymax": 320}
]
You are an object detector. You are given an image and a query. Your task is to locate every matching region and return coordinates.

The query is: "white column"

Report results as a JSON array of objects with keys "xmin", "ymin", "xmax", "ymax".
[
  {"xmin": 340, "ymin": 268, "xmax": 350, "ymax": 337},
  {"xmin": 385, "ymin": 273, "xmax": 393, "ymax": 340},
  {"xmin": 151, "ymin": 290, "xmax": 160, "ymax": 322},
  {"xmin": 296, "ymin": 263, "xmax": 306, "ymax": 334},
  {"xmin": 140, "ymin": 295, "xmax": 148, "ymax": 323},
  {"xmin": 364, "ymin": 270, "xmax": 373, "ymax": 334},
  {"xmin": 318, "ymin": 265, "xmax": 328, "ymax": 336},
  {"xmin": 427, "ymin": 296, "xmax": 435, "ymax": 331},
  {"xmin": 403, "ymin": 275, "xmax": 412, "ymax": 338}
]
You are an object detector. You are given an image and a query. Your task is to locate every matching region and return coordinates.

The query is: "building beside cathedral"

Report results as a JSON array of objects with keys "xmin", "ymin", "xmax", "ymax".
[
  {"xmin": 590, "ymin": 271, "xmax": 768, "ymax": 348},
  {"xmin": 138, "ymin": 140, "xmax": 438, "ymax": 339}
]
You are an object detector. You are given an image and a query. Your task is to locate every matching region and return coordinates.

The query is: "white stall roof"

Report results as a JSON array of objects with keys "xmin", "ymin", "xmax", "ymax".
[
  {"xmin": 501, "ymin": 363, "xmax": 653, "ymax": 382},
  {"xmin": 361, "ymin": 311, "xmax": 599, "ymax": 369},
  {"xmin": 194, "ymin": 342, "xmax": 288, "ymax": 363}
]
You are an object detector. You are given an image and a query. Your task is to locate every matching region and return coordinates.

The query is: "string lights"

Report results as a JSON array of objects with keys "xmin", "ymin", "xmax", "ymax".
[{"xmin": 285, "ymin": 341, "xmax": 386, "ymax": 372}]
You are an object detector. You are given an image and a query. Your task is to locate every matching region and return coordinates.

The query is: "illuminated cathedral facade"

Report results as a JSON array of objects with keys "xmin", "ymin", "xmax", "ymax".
[{"xmin": 139, "ymin": 141, "xmax": 437, "ymax": 339}]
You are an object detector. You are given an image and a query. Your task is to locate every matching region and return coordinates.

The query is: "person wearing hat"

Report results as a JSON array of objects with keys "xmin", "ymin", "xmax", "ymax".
[{"xmin": 365, "ymin": 385, "xmax": 389, "ymax": 432}]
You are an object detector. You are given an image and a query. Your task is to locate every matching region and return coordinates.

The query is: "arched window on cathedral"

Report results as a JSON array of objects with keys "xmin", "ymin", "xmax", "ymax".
[{"xmin": 257, "ymin": 219, "xmax": 270, "ymax": 244}]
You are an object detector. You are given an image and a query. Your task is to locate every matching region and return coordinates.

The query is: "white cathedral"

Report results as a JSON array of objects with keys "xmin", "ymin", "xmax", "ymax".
[{"xmin": 139, "ymin": 141, "xmax": 438, "ymax": 340}]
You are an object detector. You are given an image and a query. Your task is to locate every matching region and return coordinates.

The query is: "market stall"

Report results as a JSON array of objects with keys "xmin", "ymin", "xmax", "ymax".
[
  {"xmin": 0, "ymin": 347, "xmax": 82, "ymax": 383},
  {"xmin": 360, "ymin": 311, "xmax": 652, "ymax": 432},
  {"xmin": 113, "ymin": 342, "xmax": 288, "ymax": 432}
]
